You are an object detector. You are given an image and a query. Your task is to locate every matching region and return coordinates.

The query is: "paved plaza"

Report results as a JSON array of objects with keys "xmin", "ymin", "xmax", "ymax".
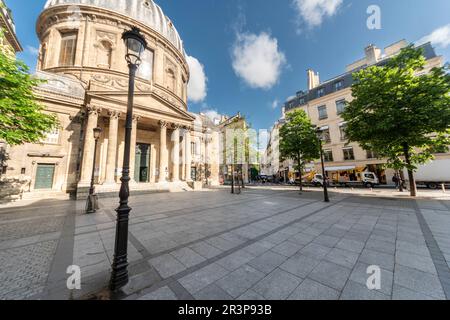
[{"xmin": 0, "ymin": 187, "xmax": 450, "ymax": 300}]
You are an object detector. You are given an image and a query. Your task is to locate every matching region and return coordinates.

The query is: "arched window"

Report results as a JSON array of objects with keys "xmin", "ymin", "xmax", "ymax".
[
  {"xmin": 97, "ymin": 40, "xmax": 112, "ymax": 68},
  {"xmin": 181, "ymin": 75, "xmax": 187, "ymax": 101},
  {"xmin": 137, "ymin": 49, "xmax": 154, "ymax": 81},
  {"xmin": 40, "ymin": 44, "xmax": 47, "ymax": 69},
  {"xmin": 167, "ymin": 68, "xmax": 176, "ymax": 93}
]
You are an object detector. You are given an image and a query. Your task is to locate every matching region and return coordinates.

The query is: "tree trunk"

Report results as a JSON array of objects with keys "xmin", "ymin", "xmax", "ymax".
[
  {"xmin": 298, "ymin": 159, "xmax": 303, "ymax": 193},
  {"xmin": 397, "ymin": 170, "xmax": 404, "ymax": 192},
  {"xmin": 403, "ymin": 143, "xmax": 417, "ymax": 197}
]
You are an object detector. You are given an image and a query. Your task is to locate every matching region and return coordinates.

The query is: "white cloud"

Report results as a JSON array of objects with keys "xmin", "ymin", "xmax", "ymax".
[
  {"xmin": 271, "ymin": 99, "xmax": 280, "ymax": 109},
  {"xmin": 417, "ymin": 24, "xmax": 450, "ymax": 49},
  {"xmin": 202, "ymin": 108, "xmax": 222, "ymax": 125},
  {"xmin": 232, "ymin": 32, "xmax": 286, "ymax": 90},
  {"xmin": 186, "ymin": 55, "xmax": 207, "ymax": 103},
  {"xmin": 293, "ymin": 0, "xmax": 343, "ymax": 29},
  {"xmin": 26, "ymin": 45, "xmax": 39, "ymax": 56}
]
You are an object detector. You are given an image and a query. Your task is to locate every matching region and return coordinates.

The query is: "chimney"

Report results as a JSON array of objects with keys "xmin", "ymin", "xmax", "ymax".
[
  {"xmin": 307, "ymin": 69, "xmax": 320, "ymax": 90},
  {"xmin": 364, "ymin": 44, "xmax": 381, "ymax": 65}
]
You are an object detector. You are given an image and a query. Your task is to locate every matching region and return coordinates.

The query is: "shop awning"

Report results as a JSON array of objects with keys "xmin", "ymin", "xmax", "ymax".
[{"xmin": 325, "ymin": 166, "xmax": 356, "ymax": 172}]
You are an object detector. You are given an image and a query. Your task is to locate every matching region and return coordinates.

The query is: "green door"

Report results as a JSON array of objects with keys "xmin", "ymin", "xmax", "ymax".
[
  {"xmin": 135, "ymin": 144, "xmax": 151, "ymax": 183},
  {"xmin": 134, "ymin": 147, "xmax": 142, "ymax": 182},
  {"xmin": 35, "ymin": 164, "xmax": 55, "ymax": 190}
]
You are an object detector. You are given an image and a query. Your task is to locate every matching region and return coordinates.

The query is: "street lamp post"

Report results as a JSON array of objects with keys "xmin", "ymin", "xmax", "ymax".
[
  {"xmin": 315, "ymin": 127, "xmax": 330, "ymax": 203},
  {"xmin": 110, "ymin": 27, "xmax": 147, "ymax": 292},
  {"xmin": 86, "ymin": 127, "xmax": 102, "ymax": 214}
]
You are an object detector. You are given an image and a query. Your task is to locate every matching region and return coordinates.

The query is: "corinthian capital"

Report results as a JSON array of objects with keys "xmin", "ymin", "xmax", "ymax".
[
  {"xmin": 159, "ymin": 120, "xmax": 168, "ymax": 128},
  {"xmin": 86, "ymin": 105, "xmax": 102, "ymax": 116},
  {"xmin": 108, "ymin": 110, "xmax": 121, "ymax": 119}
]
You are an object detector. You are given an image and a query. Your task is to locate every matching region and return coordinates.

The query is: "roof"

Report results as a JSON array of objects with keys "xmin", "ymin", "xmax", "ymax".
[{"xmin": 285, "ymin": 42, "xmax": 439, "ymax": 111}]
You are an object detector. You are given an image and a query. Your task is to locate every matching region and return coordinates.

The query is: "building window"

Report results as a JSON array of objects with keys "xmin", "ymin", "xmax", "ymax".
[
  {"xmin": 343, "ymin": 147, "xmax": 355, "ymax": 161},
  {"xmin": 191, "ymin": 142, "xmax": 196, "ymax": 155},
  {"xmin": 1, "ymin": 166, "xmax": 6, "ymax": 175},
  {"xmin": 59, "ymin": 31, "xmax": 78, "ymax": 66},
  {"xmin": 318, "ymin": 105, "xmax": 328, "ymax": 120},
  {"xmin": 336, "ymin": 99, "xmax": 346, "ymax": 115},
  {"xmin": 317, "ymin": 87, "xmax": 325, "ymax": 98},
  {"xmin": 167, "ymin": 68, "xmax": 176, "ymax": 93},
  {"xmin": 41, "ymin": 128, "xmax": 60, "ymax": 145},
  {"xmin": 334, "ymin": 80, "xmax": 344, "ymax": 91},
  {"xmin": 137, "ymin": 49, "xmax": 154, "ymax": 81},
  {"xmin": 339, "ymin": 124, "xmax": 347, "ymax": 141},
  {"xmin": 40, "ymin": 44, "xmax": 47, "ymax": 69},
  {"xmin": 366, "ymin": 150, "xmax": 379, "ymax": 159},
  {"xmin": 321, "ymin": 128, "xmax": 331, "ymax": 143},
  {"xmin": 97, "ymin": 40, "xmax": 112, "ymax": 68},
  {"xmin": 324, "ymin": 150, "xmax": 334, "ymax": 162}
]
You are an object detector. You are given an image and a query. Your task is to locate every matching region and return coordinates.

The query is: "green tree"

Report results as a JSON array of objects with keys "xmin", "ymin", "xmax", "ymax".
[
  {"xmin": 342, "ymin": 45, "xmax": 450, "ymax": 196},
  {"xmin": 280, "ymin": 109, "xmax": 320, "ymax": 192},
  {"xmin": 0, "ymin": 40, "xmax": 58, "ymax": 146}
]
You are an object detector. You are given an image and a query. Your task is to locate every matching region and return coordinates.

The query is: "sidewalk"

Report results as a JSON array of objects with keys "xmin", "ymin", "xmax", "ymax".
[{"xmin": 0, "ymin": 188, "xmax": 449, "ymax": 300}]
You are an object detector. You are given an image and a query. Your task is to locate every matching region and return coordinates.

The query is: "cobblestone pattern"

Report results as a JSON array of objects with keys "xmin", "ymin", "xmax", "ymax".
[
  {"xmin": 0, "ymin": 240, "xmax": 58, "ymax": 300},
  {"xmin": 0, "ymin": 217, "xmax": 65, "ymax": 242}
]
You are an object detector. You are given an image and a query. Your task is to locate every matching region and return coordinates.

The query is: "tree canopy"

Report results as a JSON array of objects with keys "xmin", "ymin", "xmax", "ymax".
[
  {"xmin": 342, "ymin": 45, "xmax": 450, "ymax": 196},
  {"xmin": 279, "ymin": 109, "xmax": 320, "ymax": 191},
  {"xmin": 0, "ymin": 40, "xmax": 58, "ymax": 146}
]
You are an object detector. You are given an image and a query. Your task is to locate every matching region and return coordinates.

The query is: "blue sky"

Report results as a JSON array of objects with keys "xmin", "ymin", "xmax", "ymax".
[{"xmin": 7, "ymin": 0, "xmax": 450, "ymax": 130}]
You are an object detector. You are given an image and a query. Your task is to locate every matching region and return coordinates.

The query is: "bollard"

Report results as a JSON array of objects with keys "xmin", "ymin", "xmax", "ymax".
[{"xmin": 442, "ymin": 184, "xmax": 446, "ymax": 193}]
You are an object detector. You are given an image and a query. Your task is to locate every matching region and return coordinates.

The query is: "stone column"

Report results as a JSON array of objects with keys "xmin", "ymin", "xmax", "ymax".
[
  {"xmin": 80, "ymin": 105, "xmax": 101, "ymax": 184},
  {"xmin": 172, "ymin": 125, "xmax": 180, "ymax": 182},
  {"xmin": 158, "ymin": 121, "xmax": 168, "ymax": 183},
  {"xmin": 105, "ymin": 111, "xmax": 120, "ymax": 184},
  {"xmin": 129, "ymin": 115, "xmax": 140, "ymax": 183},
  {"xmin": 184, "ymin": 127, "xmax": 192, "ymax": 181},
  {"xmin": 205, "ymin": 132, "xmax": 212, "ymax": 185}
]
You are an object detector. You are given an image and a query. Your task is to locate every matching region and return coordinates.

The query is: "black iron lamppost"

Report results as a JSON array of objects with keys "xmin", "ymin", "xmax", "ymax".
[
  {"xmin": 315, "ymin": 127, "xmax": 330, "ymax": 203},
  {"xmin": 109, "ymin": 27, "xmax": 147, "ymax": 292},
  {"xmin": 86, "ymin": 127, "xmax": 102, "ymax": 214}
]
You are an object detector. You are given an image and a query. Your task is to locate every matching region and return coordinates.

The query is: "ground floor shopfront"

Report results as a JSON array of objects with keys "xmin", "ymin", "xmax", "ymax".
[{"xmin": 277, "ymin": 161, "xmax": 395, "ymax": 186}]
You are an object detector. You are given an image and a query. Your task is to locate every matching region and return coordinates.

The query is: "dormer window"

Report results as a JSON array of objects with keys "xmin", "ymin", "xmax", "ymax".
[
  {"xmin": 317, "ymin": 87, "xmax": 325, "ymax": 98},
  {"xmin": 334, "ymin": 80, "xmax": 344, "ymax": 91}
]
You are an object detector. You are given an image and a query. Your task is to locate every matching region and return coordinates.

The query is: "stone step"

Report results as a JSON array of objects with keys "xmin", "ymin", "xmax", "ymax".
[
  {"xmin": 20, "ymin": 191, "xmax": 71, "ymax": 201},
  {"xmin": 76, "ymin": 181, "xmax": 193, "ymax": 200}
]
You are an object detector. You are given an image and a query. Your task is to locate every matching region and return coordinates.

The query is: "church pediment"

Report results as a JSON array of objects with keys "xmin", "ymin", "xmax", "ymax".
[{"xmin": 87, "ymin": 90, "xmax": 195, "ymax": 123}]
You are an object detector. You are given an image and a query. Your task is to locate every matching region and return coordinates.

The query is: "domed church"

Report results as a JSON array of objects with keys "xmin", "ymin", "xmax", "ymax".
[{"xmin": 3, "ymin": 0, "xmax": 220, "ymax": 200}]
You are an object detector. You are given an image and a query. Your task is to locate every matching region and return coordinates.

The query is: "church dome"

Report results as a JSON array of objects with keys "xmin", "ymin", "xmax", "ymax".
[{"xmin": 43, "ymin": 0, "xmax": 184, "ymax": 55}]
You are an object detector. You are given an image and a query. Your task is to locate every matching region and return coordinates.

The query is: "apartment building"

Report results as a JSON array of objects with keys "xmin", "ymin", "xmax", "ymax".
[{"xmin": 283, "ymin": 40, "xmax": 445, "ymax": 185}]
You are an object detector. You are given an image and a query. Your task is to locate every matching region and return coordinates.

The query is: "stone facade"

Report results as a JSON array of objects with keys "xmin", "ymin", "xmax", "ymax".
[
  {"xmin": 1, "ymin": 0, "xmax": 221, "ymax": 201},
  {"xmin": 0, "ymin": 0, "xmax": 22, "ymax": 55}
]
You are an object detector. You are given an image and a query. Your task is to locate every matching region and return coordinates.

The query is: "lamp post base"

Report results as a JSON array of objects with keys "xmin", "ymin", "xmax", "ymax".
[{"xmin": 85, "ymin": 194, "xmax": 99, "ymax": 214}]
